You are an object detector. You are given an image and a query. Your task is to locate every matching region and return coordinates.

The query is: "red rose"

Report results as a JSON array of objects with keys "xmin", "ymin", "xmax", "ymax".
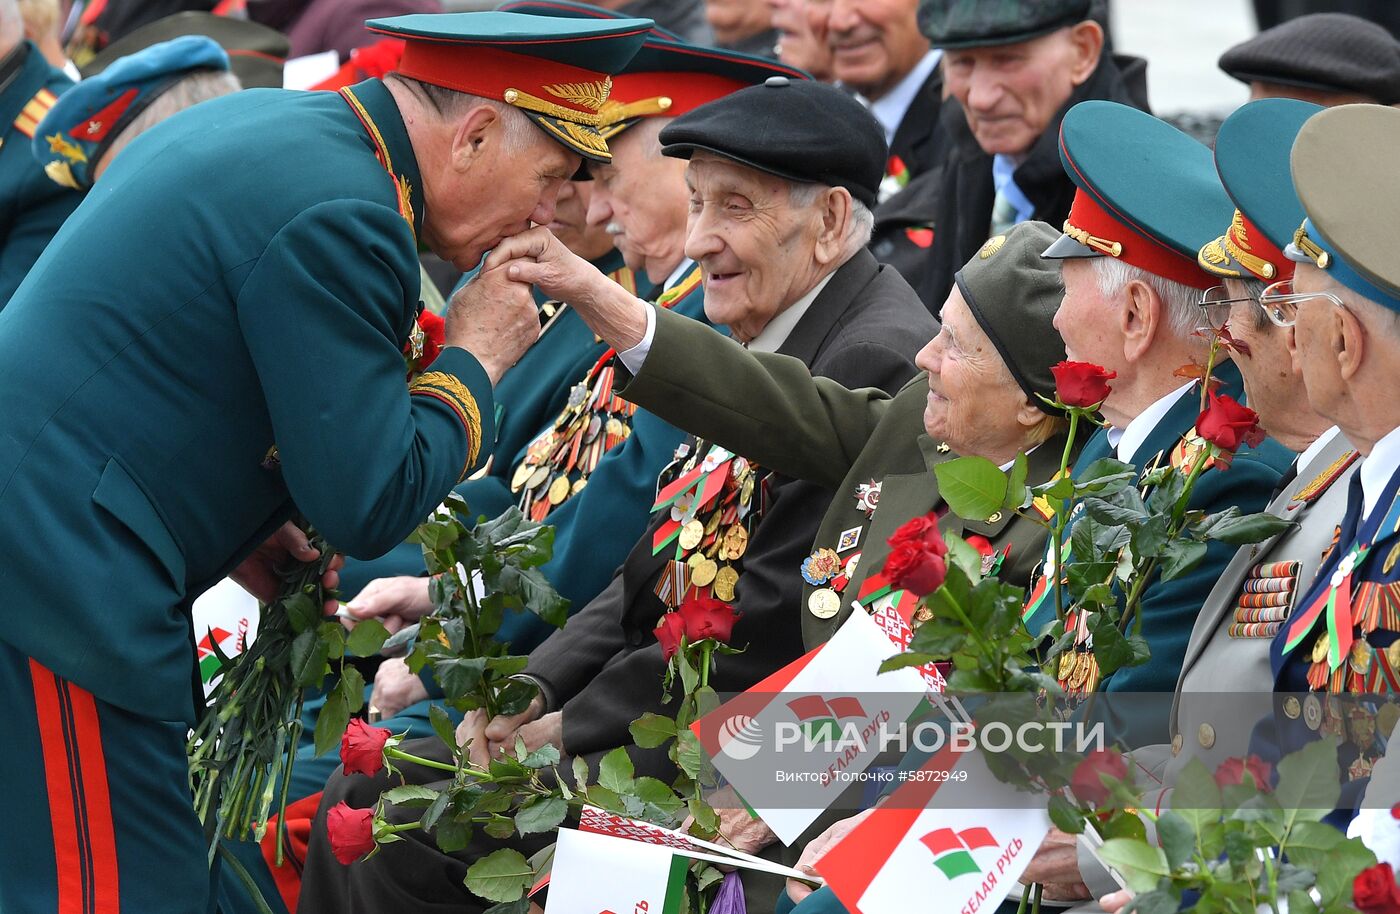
[
  {"xmin": 417, "ymin": 311, "xmax": 446, "ymax": 369},
  {"xmin": 654, "ymin": 612, "xmax": 686, "ymax": 661},
  {"xmin": 678, "ymin": 595, "xmax": 741, "ymax": 645},
  {"xmin": 340, "ymin": 718, "xmax": 392, "ymax": 778},
  {"xmin": 1051, "ymin": 361, "xmax": 1116, "ymax": 408},
  {"xmin": 1195, "ymin": 391, "xmax": 1265, "ymax": 453},
  {"xmin": 1070, "ymin": 749, "xmax": 1128, "ymax": 808},
  {"xmin": 883, "ymin": 541, "xmax": 948, "ymax": 597},
  {"xmin": 1213, "ymin": 755, "xmax": 1272, "ymax": 792},
  {"xmin": 326, "ymin": 802, "xmax": 377, "ymax": 865},
  {"xmin": 1354, "ymin": 863, "xmax": 1400, "ymax": 914},
  {"xmin": 888, "ymin": 513, "xmax": 945, "ymax": 552}
]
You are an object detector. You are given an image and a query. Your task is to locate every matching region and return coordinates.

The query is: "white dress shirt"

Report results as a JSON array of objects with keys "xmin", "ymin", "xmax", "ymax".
[
  {"xmin": 1105, "ymin": 382, "xmax": 1195, "ymax": 465},
  {"xmin": 1359, "ymin": 423, "xmax": 1400, "ymax": 520},
  {"xmin": 617, "ymin": 259, "xmax": 694, "ymax": 374},
  {"xmin": 862, "ymin": 50, "xmax": 941, "ymax": 148}
]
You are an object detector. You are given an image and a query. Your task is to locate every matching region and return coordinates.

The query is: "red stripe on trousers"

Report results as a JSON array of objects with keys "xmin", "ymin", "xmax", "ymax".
[{"xmin": 30, "ymin": 660, "xmax": 121, "ymax": 913}]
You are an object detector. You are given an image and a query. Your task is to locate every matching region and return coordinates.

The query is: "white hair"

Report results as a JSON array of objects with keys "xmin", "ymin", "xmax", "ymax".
[
  {"xmin": 102, "ymin": 69, "xmax": 242, "ymax": 165},
  {"xmin": 1092, "ymin": 256, "xmax": 1201, "ymax": 339},
  {"xmin": 788, "ymin": 180, "xmax": 875, "ymax": 250},
  {"xmin": 17, "ymin": 0, "xmax": 58, "ymax": 39},
  {"xmin": 0, "ymin": 0, "xmax": 23, "ymax": 49},
  {"xmin": 388, "ymin": 75, "xmax": 535, "ymax": 153}
]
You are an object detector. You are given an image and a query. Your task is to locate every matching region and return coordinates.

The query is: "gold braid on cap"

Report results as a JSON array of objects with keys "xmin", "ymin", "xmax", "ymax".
[
  {"xmin": 1292, "ymin": 223, "xmax": 1331, "ymax": 269},
  {"xmin": 597, "ymin": 96, "xmax": 673, "ymax": 127},
  {"xmin": 535, "ymin": 118, "xmax": 610, "ymax": 157},
  {"xmin": 502, "ymin": 77, "xmax": 612, "ymax": 127},
  {"xmin": 1062, "ymin": 220, "xmax": 1123, "ymax": 257},
  {"xmin": 1222, "ymin": 211, "xmax": 1277, "ymax": 279}
]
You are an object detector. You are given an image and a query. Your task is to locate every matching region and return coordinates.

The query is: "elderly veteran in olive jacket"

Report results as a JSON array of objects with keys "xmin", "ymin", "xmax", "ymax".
[{"xmin": 500, "ymin": 217, "xmax": 1076, "ymax": 648}]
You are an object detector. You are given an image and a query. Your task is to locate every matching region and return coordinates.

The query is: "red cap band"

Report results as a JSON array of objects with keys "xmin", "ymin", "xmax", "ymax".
[
  {"xmin": 607, "ymin": 71, "xmax": 749, "ymax": 119},
  {"xmin": 394, "ymin": 41, "xmax": 610, "ymax": 119},
  {"xmin": 1065, "ymin": 189, "xmax": 1214, "ymax": 290},
  {"xmin": 70, "ymin": 88, "xmax": 138, "ymax": 143}
]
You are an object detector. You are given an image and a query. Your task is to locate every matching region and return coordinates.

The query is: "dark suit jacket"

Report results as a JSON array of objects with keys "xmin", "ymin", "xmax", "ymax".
[
  {"xmin": 877, "ymin": 54, "xmax": 1148, "ymax": 313},
  {"xmin": 526, "ymin": 249, "xmax": 936, "ymax": 759},
  {"xmin": 888, "ymin": 64, "xmax": 947, "ymax": 183}
]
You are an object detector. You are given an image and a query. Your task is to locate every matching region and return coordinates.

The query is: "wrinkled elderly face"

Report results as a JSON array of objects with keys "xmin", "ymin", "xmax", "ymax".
[
  {"xmin": 585, "ymin": 121, "xmax": 690, "ymax": 283},
  {"xmin": 705, "ymin": 0, "xmax": 773, "ymax": 45},
  {"xmin": 915, "ymin": 288, "xmax": 1036, "ymax": 457},
  {"xmin": 943, "ymin": 26, "xmax": 1097, "ymax": 157},
  {"xmin": 544, "ymin": 179, "xmax": 614, "ymax": 262},
  {"xmin": 1289, "ymin": 263, "xmax": 1347, "ymax": 422},
  {"xmin": 1053, "ymin": 258, "xmax": 1124, "ymax": 376},
  {"xmin": 423, "ymin": 112, "xmax": 576, "ymax": 270},
  {"xmin": 769, "ymin": 0, "xmax": 834, "ymax": 78},
  {"xmin": 684, "ymin": 153, "xmax": 829, "ymax": 342},
  {"xmin": 823, "ymin": 0, "xmax": 929, "ymax": 100},
  {"xmin": 1221, "ymin": 278, "xmax": 1295, "ymax": 436}
]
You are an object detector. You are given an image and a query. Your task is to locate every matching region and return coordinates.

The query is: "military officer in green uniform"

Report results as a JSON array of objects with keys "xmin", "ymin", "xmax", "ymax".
[
  {"xmin": 0, "ymin": 0, "xmax": 79, "ymax": 308},
  {"xmin": 1060, "ymin": 98, "xmax": 1363, "ymax": 905},
  {"xmin": 1266, "ymin": 101, "xmax": 1400, "ymax": 829},
  {"xmin": 0, "ymin": 12, "xmax": 653, "ymax": 912}
]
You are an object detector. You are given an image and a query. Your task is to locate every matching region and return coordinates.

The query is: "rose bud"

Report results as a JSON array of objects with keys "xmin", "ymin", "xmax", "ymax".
[
  {"xmin": 1070, "ymin": 748, "xmax": 1129, "ymax": 808},
  {"xmin": 883, "ymin": 541, "xmax": 948, "ymax": 597},
  {"xmin": 653, "ymin": 612, "xmax": 686, "ymax": 661},
  {"xmin": 678, "ymin": 595, "xmax": 741, "ymax": 644},
  {"xmin": 887, "ymin": 513, "xmax": 947, "ymax": 553},
  {"xmin": 340, "ymin": 718, "xmax": 393, "ymax": 778},
  {"xmin": 1195, "ymin": 391, "xmax": 1265, "ymax": 453},
  {"xmin": 326, "ymin": 802, "xmax": 377, "ymax": 865},
  {"xmin": 1051, "ymin": 361, "xmax": 1116, "ymax": 409},
  {"xmin": 1353, "ymin": 863, "xmax": 1400, "ymax": 914},
  {"xmin": 1213, "ymin": 755, "xmax": 1272, "ymax": 792}
]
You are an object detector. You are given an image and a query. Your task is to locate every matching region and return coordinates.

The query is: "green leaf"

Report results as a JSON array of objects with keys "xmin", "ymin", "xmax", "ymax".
[
  {"xmin": 515, "ymin": 565, "xmax": 570, "ymax": 628},
  {"xmin": 1089, "ymin": 613, "xmax": 1150, "ymax": 677},
  {"xmin": 1004, "ymin": 452, "xmax": 1030, "ymax": 511},
  {"xmin": 1130, "ymin": 514, "xmax": 1170, "ymax": 559},
  {"xmin": 1095, "ymin": 839, "xmax": 1169, "ymax": 893},
  {"xmin": 880, "ymin": 651, "xmax": 940, "ymax": 674},
  {"xmin": 1201, "ymin": 511, "xmax": 1294, "ymax": 545},
  {"xmin": 1048, "ymin": 794, "xmax": 1085, "ymax": 834},
  {"xmin": 1159, "ymin": 540, "xmax": 1209, "ymax": 582},
  {"xmin": 494, "ymin": 679, "xmax": 539, "ymax": 717},
  {"xmin": 634, "ymin": 777, "xmax": 685, "ymax": 814},
  {"xmin": 483, "ymin": 815, "xmax": 517, "ymax": 841},
  {"xmin": 312, "ymin": 690, "xmax": 349, "ymax": 757},
  {"xmin": 464, "ymin": 848, "xmax": 534, "ymax": 904},
  {"xmin": 283, "ymin": 593, "xmax": 322, "ymax": 633},
  {"xmin": 598, "ymin": 747, "xmax": 635, "ymax": 793},
  {"xmin": 435, "ymin": 818, "xmax": 473, "ymax": 853},
  {"xmin": 1273, "ymin": 738, "xmax": 1342, "ymax": 832},
  {"xmin": 422, "ymin": 791, "xmax": 451, "ymax": 830},
  {"xmin": 429, "ymin": 703, "xmax": 458, "ymax": 750},
  {"xmin": 934, "ymin": 456, "xmax": 1008, "ymax": 520},
  {"xmin": 1083, "ymin": 494, "xmax": 1147, "ymax": 527},
  {"xmin": 484, "ymin": 899, "xmax": 532, "ymax": 914},
  {"xmin": 514, "ymin": 796, "xmax": 568, "ymax": 836},
  {"xmin": 290, "ymin": 628, "xmax": 330, "ymax": 689},
  {"xmin": 630, "ymin": 712, "xmax": 678, "ymax": 749},
  {"xmin": 520, "ymin": 744, "xmax": 561, "ymax": 769},
  {"xmin": 338, "ymin": 663, "xmax": 366, "ymax": 714},
  {"xmin": 1311, "ymin": 836, "xmax": 1376, "ymax": 905},
  {"xmin": 675, "ymin": 729, "xmax": 704, "ymax": 780},
  {"xmin": 1122, "ymin": 890, "xmax": 1179, "ymax": 914},
  {"xmin": 1170, "ymin": 759, "xmax": 1222, "ymax": 832},
  {"xmin": 346, "ymin": 618, "xmax": 391, "ymax": 657},
  {"xmin": 572, "ymin": 755, "xmax": 590, "ymax": 790},
  {"xmin": 686, "ymin": 797, "xmax": 719, "ymax": 834},
  {"xmin": 944, "ymin": 531, "xmax": 984, "ymax": 582},
  {"xmin": 433, "ymin": 657, "xmax": 489, "ymax": 699},
  {"xmin": 1155, "ymin": 811, "xmax": 1194, "ymax": 869},
  {"xmin": 382, "ymin": 785, "xmax": 442, "ymax": 808}
]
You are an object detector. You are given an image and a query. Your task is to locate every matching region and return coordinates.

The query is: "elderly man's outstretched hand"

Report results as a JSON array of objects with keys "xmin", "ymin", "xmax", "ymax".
[
  {"xmin": 485, "ymin": 226, "xmax": 601, "ymax": 306},
  {"xmin": 445, "ymin": 258, "xmax": 541, "ymax": 384}
]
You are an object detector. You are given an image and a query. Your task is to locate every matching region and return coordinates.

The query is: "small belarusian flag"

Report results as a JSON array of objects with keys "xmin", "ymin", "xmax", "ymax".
[
  {"xmin": 817, "ymin": 748, "xmax": 1050, "ymax": 914},
  {"xmin": 544, "ymin": 828, "xmax": 688, "ymax": 914},
  {"xmin": 197, "ymin": 626, "xmax": 238, "ymax": 683}
]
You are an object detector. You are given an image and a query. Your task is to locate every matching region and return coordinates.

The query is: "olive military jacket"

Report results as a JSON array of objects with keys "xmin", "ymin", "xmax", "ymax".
[
  {"xmin": 618, "ymin": 300, "xmax": 1065, "ymax": 652},
  {"xmin": 0, "ymin": 79, "xmax": 493, "ymax": 723}
]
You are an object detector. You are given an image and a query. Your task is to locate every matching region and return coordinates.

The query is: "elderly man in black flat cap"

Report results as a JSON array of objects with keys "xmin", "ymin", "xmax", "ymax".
[
  {"xmin": 1219, "ymin": 11, "xmax": 1400, "ymax": 107},
  {"xmin": 868, "ymin": 0, "xmax": 1149, "ymax": 314},
  {"xmin": 295, "ymin": 77, "xmax": 936, "ymax": 914}
]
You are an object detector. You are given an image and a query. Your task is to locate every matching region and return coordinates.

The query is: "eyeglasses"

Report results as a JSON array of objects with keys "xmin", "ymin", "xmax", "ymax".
[
  {"xmin": 1257, "ymin": 279, "xmax": 1346, "ymax": 328},
  {"xmin": 1197, "ymin": 284, "xmax": 1257, "ymax": 330}
]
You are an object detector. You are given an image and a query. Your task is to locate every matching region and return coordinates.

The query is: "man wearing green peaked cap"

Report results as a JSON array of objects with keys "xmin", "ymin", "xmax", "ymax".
[{"xmin": 0, "ymin": 11, "xmax": 650, "ymax": 912}]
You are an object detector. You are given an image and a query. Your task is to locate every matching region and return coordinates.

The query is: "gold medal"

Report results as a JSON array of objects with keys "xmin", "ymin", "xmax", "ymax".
[
  {"xmin": 1312, "ymin": 633, "xmax": 1329, "ymax": 665},
  {"xmin": 511, "ymin": 462, "xmax": 534, "ymax": 493},
  {"xmin": 1388, "ymin": 640, "xmax": 1400, "ymax": 671},
  {"xmin": 722, "ymin": 525, "xmax": 749, "ymax": 561},
  {"xmin": 705, "ymin": 510, "xmax": 723, "ymax": 536},
  {"xmin": 808, "ymin": 587, "xmax": 840, "ymax": 619},
  {"xmin": 689, "ymin": 555, "xmax": 718, "ymax": 588},
  {"xmin": 678, "ymin": 520, "xmax": 705, "ymax": 551},
  {"xmin": 913, "ymin": 604, "xmax": 933, "ymax": 623},
  {"xmin": 1350, "ymin": 638, "xmax": 1374, "ymax": 675},
  {"xmin": 571, "ymin": 477, "xmax": 588, "ymax": 496},
  {"xmin": 1303, "ymin": 693, "xmax": 1323, "ymax": 731},
  {"xmin": 1069, "ymin": 652, "xmax": 1091, "ymax": 691},
  {"xmin": 1057, "ymin": 651, "xmax": 1075, "ymax": 681},
  {"xmin": 1283, "ymin": 696, "xmax": 1301, "ymax": 720},
  {"xmin": 740, "ymin": 475, "xmax": 754, "ymax": 505},
  {"xmin": 714, "ymin": 566, "xmax": 739, "ymax": 601},
  {"xmin": 527, "ymin": 465, "xmax": 549, "ymax": 490},
  {"xmin": 548, "ymin": 476, "xmax": 572, "ymax": 505},
  {"xmin": 1386, "ymin": 542, "xmax": 1400, "ymax": 575},
  {"xmin": 1377, "ymin": 703, "xmax": 1400, "ymax": 740}
]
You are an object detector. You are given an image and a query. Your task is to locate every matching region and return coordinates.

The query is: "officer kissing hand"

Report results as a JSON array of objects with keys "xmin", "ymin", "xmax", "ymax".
[
  {"xmin": 489, "ymin": 226, "xmax": 650, "ymax": 353},
  {"xmin": 444, "ymin": 259, "xmax": 542, "ymax": 385}
]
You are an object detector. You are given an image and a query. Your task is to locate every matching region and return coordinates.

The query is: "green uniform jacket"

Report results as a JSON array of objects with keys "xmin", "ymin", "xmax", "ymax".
[
  {"xmin": 621, "ymin": 306, "xmax": 1068, "ymax": 650},
  {"xmin": 0, "ymin": 42, "xmax": 80, "ymax": 309},
  {"xmin": 0, "ymin": 79, "xmax": 493, "ymax": 723}
]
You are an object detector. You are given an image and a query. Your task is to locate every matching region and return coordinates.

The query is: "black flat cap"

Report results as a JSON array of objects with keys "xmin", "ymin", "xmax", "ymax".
[
  {"xmin": 1219, "ymin": 13, "xmax": 1400, "ymax": 104},
  {"xmin": 658, "ymin": 78, "xmax": 885, "ymax": 208},
  {"xmin": 955, "ymin": 221, "xmax": 1067, "ymax": 412},
  {"xmin": 919, "ymin": 0, "xmax": 1092, "ymax": 50}
]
